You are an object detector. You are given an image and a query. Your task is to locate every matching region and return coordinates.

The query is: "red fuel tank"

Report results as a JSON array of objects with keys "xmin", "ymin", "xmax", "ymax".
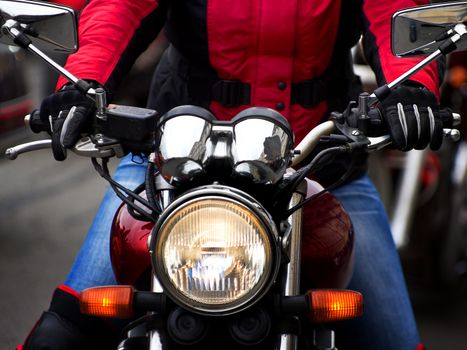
[
  {"xmin": 301, "ymin": 179, "xmax": 354, "ymax": 288},
  {"xmin": 110, "ymin": 204, "xmax": 154, "ymax": 285},
  {"xmin": 110, "ymin": 181, "xmax": 354, "ymax": 288}
]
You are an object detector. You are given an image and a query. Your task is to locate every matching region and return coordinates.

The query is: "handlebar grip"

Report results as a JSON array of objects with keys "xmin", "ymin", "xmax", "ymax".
[
  {"xmin": 363, "ymin": 107, "xmax": 461, "ymax": 136},
  {"xmin": 367, "ymin": 108, "xmax": 383, "ymax": 125},
  {"xmin": 362, "ymin": 108, "xmax": 387, "ymax": 137},
  {"xmin": 439, "ymin": 108, "xmax": 461, "ymax": 128},
  {"xmin": 27, "ymin": 109, "xmax": 49, "ymax": 134}
]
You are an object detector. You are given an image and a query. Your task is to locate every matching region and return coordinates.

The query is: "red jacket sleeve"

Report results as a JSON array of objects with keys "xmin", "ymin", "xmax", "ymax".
[
  {"xmin": 362, "ymin": 0, "xmax": 442, "ymax": 99},
  {"xmin": 56, "ymin": 0, "xmax": 162, "ymax": 92},
  {"xmin": 51, "ymin": 0, "xmax": 87, "ymax": 11}
]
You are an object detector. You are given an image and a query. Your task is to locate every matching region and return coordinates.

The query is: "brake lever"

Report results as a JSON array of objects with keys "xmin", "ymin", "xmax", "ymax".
[
  {"xmin": 5, "ymin": 139, "xmax": 52, "ymax": 160},
  {"xmin": 367, "ymin": 135, "xmax": 392, "ymax": 152}
]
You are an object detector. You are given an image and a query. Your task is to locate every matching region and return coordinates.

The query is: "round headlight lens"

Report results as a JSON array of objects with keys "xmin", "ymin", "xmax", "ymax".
[{"xmin": 154, "ymin": 197, "xmax": 274, "ymax": 313}]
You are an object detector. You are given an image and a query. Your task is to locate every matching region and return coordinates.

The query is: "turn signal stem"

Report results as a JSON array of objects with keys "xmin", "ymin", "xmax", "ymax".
[
  {"xmin": 280, "ymin": 295, "xmax": 310, "ymax": 315},
  {"xmin": 133, "ymin": 291, "xmax": 166, "ymax": 314}
]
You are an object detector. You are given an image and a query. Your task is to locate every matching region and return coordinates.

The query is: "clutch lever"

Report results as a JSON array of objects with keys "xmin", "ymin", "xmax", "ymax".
[
  {"xmin": 5, "ymin": 136, "xmax": 124, "ymax": 160},
  {"xmin": 5, "ymin": 112, "xmax": 124, "ymax": 160},
  {"xmin": 4, "ymin": 136, "xmax": 121, "ymax": 160}
]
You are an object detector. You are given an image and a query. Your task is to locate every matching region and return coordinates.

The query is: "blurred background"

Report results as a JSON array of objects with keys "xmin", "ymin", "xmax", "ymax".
[{"xmin": 1, "ymin": 0, "xmax": 467, "ymax": 349}]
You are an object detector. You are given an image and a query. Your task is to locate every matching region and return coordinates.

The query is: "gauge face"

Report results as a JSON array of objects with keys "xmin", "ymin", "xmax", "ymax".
[{"xmin": 152, "ymin": 194, "xmax": 277, "ymax": 314}]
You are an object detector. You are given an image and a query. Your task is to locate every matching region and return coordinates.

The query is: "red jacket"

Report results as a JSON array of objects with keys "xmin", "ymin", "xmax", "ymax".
[
  {"xmin": 58, "ymin": 0, "xmax": 441, "ymax": 144},
  {"xmin": 50, "ymin": 0, "xmax": 87, "ymax": 11}
]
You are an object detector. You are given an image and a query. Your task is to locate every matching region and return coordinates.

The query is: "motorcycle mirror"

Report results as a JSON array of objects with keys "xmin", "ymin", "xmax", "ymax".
[
  {"xmin": 0, "ymin": 0, "xmax": 77, "ymax": 53},
  {"xmin": 391, "ymin": 1, "xmax": 467, "ymax": 57}
]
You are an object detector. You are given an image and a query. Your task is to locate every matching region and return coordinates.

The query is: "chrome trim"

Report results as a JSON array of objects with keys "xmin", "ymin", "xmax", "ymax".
[
  {"xmin": 5, "ymin": 139, "xmax": 51, "ymax": 159},
  {"xmin": 291, "ymin": 121, "xmax": 335, "ymax": 166},
  {"xmin": 279, "ymin": 333, "xmax": 298, "ymax": 350},
  {"xmin": 284, "ymin": 192, "xmax": 305, "ymax": 297},
  {"xmin": 148, "ymin": 323, "xmax": 164, "ymax": 350},
  {"xmin": 278, "ymin": 181, "xmax": 306, "ymax": 350},
  {"xmin": 148, "ymin": 209, "xmax": 168, "ymax": 350},
  {"xmin": 279, "ymin": 183, "xmax": 305, "ymax": 350}
]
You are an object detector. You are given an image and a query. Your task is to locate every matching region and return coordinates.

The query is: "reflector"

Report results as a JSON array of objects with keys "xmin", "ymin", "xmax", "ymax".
[
  {"xmin": 80, "ymin": 286, "xmax": 134, "ymax": 318},
  {"xmin": 307, "ymin": 289, "xmax": 363, "ymax": 323}
]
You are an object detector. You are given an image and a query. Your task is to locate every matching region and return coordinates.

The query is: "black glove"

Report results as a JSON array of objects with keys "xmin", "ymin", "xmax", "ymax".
[
  {"xmin": 378, "ymin": 83, "xmax": 443, "ymax": 151},
  {"xmin": 37, "ymin": 84, "xmax": 97, "ymax": 160}
]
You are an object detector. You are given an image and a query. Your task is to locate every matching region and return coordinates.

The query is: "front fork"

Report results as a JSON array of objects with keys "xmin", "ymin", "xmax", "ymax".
[
  {"xmin": 278, "ymin": 179, "xmax": 337, "ymax": 350},
  {"xmin": 278, "ymin": 182, "xmax": 305, "ymax": 350},
  {"xmin": 148, "ymin": 181, "xmax": 175, "ymax": 350}
]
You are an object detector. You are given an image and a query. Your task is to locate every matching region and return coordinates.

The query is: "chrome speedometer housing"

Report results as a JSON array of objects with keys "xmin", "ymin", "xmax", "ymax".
[
  {"xmin": 148, "ymin": 185, "xmax": 280, "ymax": 315},
  {"xmin": 154, "ymin": 106, "xmax": 294, "ymax": 186}
]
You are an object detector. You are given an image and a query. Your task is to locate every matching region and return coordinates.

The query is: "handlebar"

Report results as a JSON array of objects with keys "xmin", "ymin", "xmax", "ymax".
[
  {"xmin": 4, "ymin": 104, "xmax": 462, "ymax": 162},
  {"xmin": 27, "ymin": 110, "xmax": 48, "ymax": 134},
  {"xmin": 14, "ymin": 104, "xmax": 158, "ymax": 160},
  {"xmin": 346, "ymin": 105, "xmax": 460, "ymax": 136},
  {"xmin": 290, "ymin": 107, "xmax": 461, "ymax": 167}
]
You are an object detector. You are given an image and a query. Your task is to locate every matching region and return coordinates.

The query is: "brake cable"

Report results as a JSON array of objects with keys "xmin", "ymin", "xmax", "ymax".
[
  {"xmin": 91, "ymin": 157, "xmax": 160, "ymax": 222},
  {"xmin": 282, "ymin": 154, "xmax": 358, "ymax": 218}
]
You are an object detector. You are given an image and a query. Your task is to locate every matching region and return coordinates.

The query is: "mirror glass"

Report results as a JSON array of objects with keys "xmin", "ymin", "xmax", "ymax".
[
  {"xmin": 392, "ymin": 1, "xmax": 467, "ymax": 57},
  {"xmin": 0, "ymin": 0, "xmax": 77, "ymax": 53}
]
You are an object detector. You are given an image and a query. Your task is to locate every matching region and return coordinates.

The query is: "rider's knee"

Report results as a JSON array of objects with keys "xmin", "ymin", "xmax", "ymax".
[{"xmin": 20, "ymin": 286, "xmax": 119, "ymax": 350}]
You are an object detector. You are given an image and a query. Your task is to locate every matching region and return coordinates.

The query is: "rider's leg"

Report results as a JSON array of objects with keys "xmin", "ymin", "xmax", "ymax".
[
  {"xmin": 64, "ymin": 154, "xmax": 147, "ymax": 291},
  {"xmin": 330, "ymin": 174, "xmax": 422, "ymax": 350}
]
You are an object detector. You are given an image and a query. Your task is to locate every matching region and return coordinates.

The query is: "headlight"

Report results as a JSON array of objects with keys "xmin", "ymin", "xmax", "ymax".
[{"xmin": 150, "ymin": 188, "xmax": 278, "ymax": 315}]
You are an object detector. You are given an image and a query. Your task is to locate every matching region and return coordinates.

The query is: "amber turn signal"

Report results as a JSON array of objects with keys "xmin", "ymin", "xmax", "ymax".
[
  {"xmin": 307, "ymin": 289, "xmax": 363, "ymax": 323},
  {"xmin": 80, "ymin": 286, "xmax": 134, "ymax": 318}
]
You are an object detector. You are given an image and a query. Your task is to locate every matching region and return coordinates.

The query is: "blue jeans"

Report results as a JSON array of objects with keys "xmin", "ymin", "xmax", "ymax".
[
  {"xmin": 65, "ymin": 154, "xmax": 420, "ymax": 350},
  {"xmin": 65, "ymin": 155, "xmax": 147, "ymax": 289},
  {"xmin": 331, "ymin": 175, "xmax": 420, "ymax": 350}
]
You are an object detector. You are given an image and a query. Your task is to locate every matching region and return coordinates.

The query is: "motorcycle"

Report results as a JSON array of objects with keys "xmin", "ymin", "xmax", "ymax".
[{"xmin": 1, "ymin": 1, "xmax": 465, "ymax": 349}]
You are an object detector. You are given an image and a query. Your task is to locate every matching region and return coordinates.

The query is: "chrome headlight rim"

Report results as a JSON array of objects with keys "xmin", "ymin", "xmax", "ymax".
[{"xmin": 148, "ymin": 185, "xmax": 280, "ymax": 315}]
